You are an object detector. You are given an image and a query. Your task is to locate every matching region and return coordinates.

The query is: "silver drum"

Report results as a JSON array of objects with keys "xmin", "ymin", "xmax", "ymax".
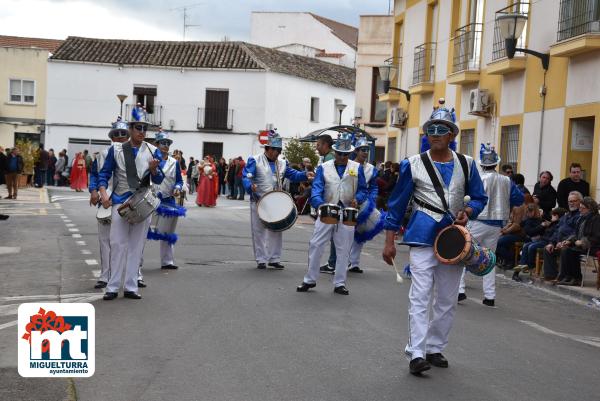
[
  {"xmin": 117, "ymin": 187, "xmax": 160, "ymax": 224},
  {"xmin": 96, "ymin": 206, "xmax": 112, "ymax": 224},
  {"xmin": 150, "ymin": 205, "xmax": 179, "ymax": 234}
]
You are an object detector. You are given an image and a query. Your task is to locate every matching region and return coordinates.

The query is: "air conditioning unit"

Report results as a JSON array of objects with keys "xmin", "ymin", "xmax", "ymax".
[
  {"xmin": 390, "ymin": 107, "xmax": 408, "ymax": 128},
  {"xmin": 469, "ymin": 89, "xmax": 490, "ymax": 116}
]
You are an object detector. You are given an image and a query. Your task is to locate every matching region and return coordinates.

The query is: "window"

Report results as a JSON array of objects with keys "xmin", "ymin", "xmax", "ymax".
[
  {"xmin": 371, "ymin": 68, "xmax": 387, "ymax": 123},
  {"xmin": 203, "ymin": 142, "xmax": 223, "ymax": 161},
  {"xmin": 133, "ymin": 85, "xmax": 157, "ymax": 114},
  {"xmin": 459, "ymin": 129, "xmax": 475, "ymax": 157},
  {"xmin": 9, "ymin": 79, "xmax": 35, "ymax": 103},
  {"xmin": 310, "ymin": 97, "xmax": 320, "ymax": 122},
  {"xmin": 204, "ymin": 89, "xmax": 230, "ymax": 130},
  {"xmin": 500, "ymin": 125, "xmax": 520, "ymax": 171}
]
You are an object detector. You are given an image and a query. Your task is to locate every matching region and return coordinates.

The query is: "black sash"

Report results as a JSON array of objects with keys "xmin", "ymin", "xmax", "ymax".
[{"xmin": 418, "ymin": 151, "xmax": 470, "ymax": 214}]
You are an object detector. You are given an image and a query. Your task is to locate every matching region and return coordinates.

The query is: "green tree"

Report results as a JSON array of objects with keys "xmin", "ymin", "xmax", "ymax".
[{"xmin": 283, "ymin": 138, "xmax": 319, "ymax": 167}]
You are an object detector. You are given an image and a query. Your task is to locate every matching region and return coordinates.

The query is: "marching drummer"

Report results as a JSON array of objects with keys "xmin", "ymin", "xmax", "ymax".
[
  {"xmin": 458, "ymin": 144, "xmax": 523, "ymax": 306},
  {"xmin": 242, "ymin": 129, "xmax": 312, "ymax": 270},
  {"xmin": 89, "ymin": 117, "xmax": 129, "ymax": 289},
  {"xmin": 348, "ymin": 136, "xmax": 383, "ymax": 273},
  {"xmin": 382, "ymin": 105, "xmax": 487, "ymax": 375},
  {"xmin": 97, "ymin": 106, "xmax": 164, "ymax": 300},
  {"xmin": 146, "ymin": 130, "xmax": 185, "ymax": 270},
  {"xmin": 297, "ymin": 133, "xmax": 368, "ymax": 295}
]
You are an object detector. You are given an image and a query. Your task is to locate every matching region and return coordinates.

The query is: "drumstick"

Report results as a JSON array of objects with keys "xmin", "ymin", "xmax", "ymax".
[{"xmin": 391, "ymin": 259, "xmax": 404, "ymax": 284}]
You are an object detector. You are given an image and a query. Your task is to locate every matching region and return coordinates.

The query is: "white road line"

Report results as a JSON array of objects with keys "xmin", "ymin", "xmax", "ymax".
[
  {"xmin": 60, "ymin": 215, "xmax": 67, "ymax": 219},
  {"xmin": 519, "ymin": 320, "xmax": 600, "ymax": 348},
  {"xmin": 0, "ymin": 320, "xmax": 17, "ymax": 330},
  {"xmin": 85, "ymin": 259, "xmax": 98, "ymax": 265},
  {"xmin": 81, "ymin": 250, "xmax": 92, "ymax": 255},
  {"xmin": 92, "ymin": 270, "xmax": 101, "ymax": 278},
  {"xmin": 72, "ymin": 234, "xmax": 82, "ymax": 238},
  {"xmin": 0, "ymin": 304, "xmax": 18, "ymax": 316},
  {"xmin": 1, "ymin": 292, "xmax": 102, "ymax": 301},
  {"xmin": 0, "ymin": 247, "xmax": 21, "ymax": 255},
  {"xmin": 65, "ymin": 223, "xmax": 76, "ymax": 227},
  {"xmin": 76, "ymin": 241, "xmax": 86, "ymax": 246},
  {"xmin": 64, "ymin": 219, "xmax": 72, "ymax": 223},
  {"xmin": 68, "ymin": 228, "xmax": 79, "ymax": 232}
]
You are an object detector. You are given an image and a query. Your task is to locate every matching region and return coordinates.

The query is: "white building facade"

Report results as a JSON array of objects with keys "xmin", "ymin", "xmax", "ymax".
[{"xmin": 45, "ymin": 38, "xmax": 355, "ymax": 162}]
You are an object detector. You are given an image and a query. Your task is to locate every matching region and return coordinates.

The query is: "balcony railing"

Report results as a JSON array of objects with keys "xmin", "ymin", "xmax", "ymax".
[
  {"xmin": 452, "ymin": 23, "xmax": 483, "ymax": 73},
  {"xmin": 412, "ymin": 42, "xmax": 436, "ymax": 85},
  {"xmin": 197, "ymin": 107, "xmax": 234, "ymax": 131},
  {"xmin": 557, "ymin": 0, "xmax": 600, "ymax": 42},
  {"xmin": 125, "ymin": 104, "xmax": 163, "ymax": 127},
  {"xmin": 492, "ymin": 2, "xmax": 530, "ymax": 61}
]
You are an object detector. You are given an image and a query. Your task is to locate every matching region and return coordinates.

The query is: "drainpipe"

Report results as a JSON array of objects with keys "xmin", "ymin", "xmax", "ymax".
[{"xmin": 537, "ymin": 71, "xmax": 547, "ymax": 178}]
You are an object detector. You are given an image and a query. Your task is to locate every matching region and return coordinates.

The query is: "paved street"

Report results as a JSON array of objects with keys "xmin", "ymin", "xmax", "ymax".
[{"xmin": 1, "ymin": 186, "xmax": 600, "ymax": 401}]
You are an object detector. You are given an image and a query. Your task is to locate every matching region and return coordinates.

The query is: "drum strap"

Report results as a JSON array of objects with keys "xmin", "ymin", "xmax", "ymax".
[
  {"xmin": 456, "ymin": 153, "xmax": 469, "ymax": 195},
  {"xmin": 413, "ymin": 197, "xmax": 446, "ymax": 215},
  {"xmin": 122, "ymin": 141, "xmax": 141, "ymax": 190}
]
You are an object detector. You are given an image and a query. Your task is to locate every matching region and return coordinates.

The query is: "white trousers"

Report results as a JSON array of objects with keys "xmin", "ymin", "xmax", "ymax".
[
  {"xmin": 97, "ymin": 221, "xmax": 111, "ymax": 283},
  {"xmin": 107, "ymin": 207, "xmax": 149, "ymax": 293},
  {"xmin": 405, "ymin": 246, "xmax": 463, "ymax": 360},
  {"xmin": 250, "ymin": 201, "xmax": 282, "ymax": 264},
  {"xmin": 458, "ymin": 221, "xmax": 501, "ymax": 300},
  {"xmin": 304, "ymin": 218, "xmax": 354, "ymax": 288},
  {"xmin": 160, "ymin": 241, "xmax": 175, "ymax": 266},
  {"xmin": 349, "ymin": 240, "xmax": 363, "ymax": 268},
  {"xmin": 138, "ymin": 217, "xmax": 152, "ymax": 281}
]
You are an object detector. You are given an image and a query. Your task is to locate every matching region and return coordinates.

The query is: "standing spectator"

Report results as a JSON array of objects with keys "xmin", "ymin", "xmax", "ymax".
[
  {"xmin": 0, "ymin": 146, "xmax": 7, "ymax": 186},
  {"xmin": 55, "ymin": 151, "xmax": 66, "ymax": 186},
  {"xmin": 35, "ymin": 144, "xmax": 49, "ymax": 187},
  {"xmin": 196, "ymin": 157, "xmax": 216, "ymax": 207},
  {"xmin": 217, "ymin": 157, "xmax": 227, "ymax": 195},
  {"xmin": 542, "ymin": 191, "xmax": 582, "ymax": 280},
  {"xmin": 83, "ymin": 149, "xmax": 92, "ymax": 182},
  {"xmin": 179, "ymin": 151, "xmax": 187, "ymax": 172},
  {"xmin": 532, "ymin": 171, "xmax": 557, "ymax": 220},
  {"xmin": 5, "ymin": 147, "xmax": 24, "ymax": 199},
  {"xmin": 46, "ymin": 149, "xmax": 57, "ymax": 187},
  {"xmin": 190, "ymin": 157, "xmax": 199, "ymax": 194},
  {"xmin": 187, "ymin": 157, "xmax": 196, "ymax": 194},
  {"xmin": 513, "ymin": 173, "xmax": 530, "ymax": 195},
  {"xmin": 302, "ymin": 157, "xmax": 312, "ymax": 171},
  {"xmin": 235, "ymin": 156, "xmax": 245, "ymax": 200},
  {"xmin": 557, "ymin": 163, "xmax": 590, "ymax": 209},
  {"xmin": 501, "ymin": 164, "xmax": 514, "ymax": 179},
  {"xmin": 62, "ymin": 149, "xmax": 69, "ymax": 168},
  {"xmin": 227, "ymin": 158, "xmax": 237, "ymax": 199},
  {"xmin": 69, "ymin": 152, "xmax": 87, "ymax": 192}
]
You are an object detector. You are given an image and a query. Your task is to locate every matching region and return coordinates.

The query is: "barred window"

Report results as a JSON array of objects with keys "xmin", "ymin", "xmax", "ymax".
[
  {"xmin": 500, "ymin": 125, "xmax": 520, "ymax": 171},
  {"xmin": 459, "ymin": 129, "xmax": 475, "ymax": 157}
]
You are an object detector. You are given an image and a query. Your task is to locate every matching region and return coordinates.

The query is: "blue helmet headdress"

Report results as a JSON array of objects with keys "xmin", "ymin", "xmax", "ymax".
[
  {"xmin": 109, "ymin": 116, "xmax": 129, "ymax": 138},
  {"xmin": 479, "ymin": 143, "xmax": 500, "ymax": 166},
  {"xmin": 130, "ymin": 104, "xmax": 149, "ymax": 125},
  {"xmin": 264, "ymin": 129, "xmax": 283, "ymax": 148},
  {"xmin": 332, "ymin": 132, "xmax": 355, "ymax": 153},
  {"xmin": 155, "ymin": 130, "xmax": 173, "ymax": 145},
  {"xmin": 423, "ymin": 104, "xmax": 459, "ymax": 136}
]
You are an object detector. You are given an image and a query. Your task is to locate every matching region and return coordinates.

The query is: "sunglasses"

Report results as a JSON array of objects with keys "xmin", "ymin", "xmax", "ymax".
[
  {"xmin": 112, "ymin": 130, "xmax": 128, "ymax": 138},
  {"xmin": 133, "ymin": 124, "xmax": 148, "ymax": 132},
  {"xmin": 335, "ymin": 152, "xmax": 350, "ymax": 157},
  {"xmin": 157, "ymin": 140, "xmax": 171, "ymax": 146},
  {"xmin": 357, "ymin": 147, "xmax": 369, "ymax": 152},
  {"xmin": 426, "ymin": 124, "xmax": 452, "ymax": 136}
]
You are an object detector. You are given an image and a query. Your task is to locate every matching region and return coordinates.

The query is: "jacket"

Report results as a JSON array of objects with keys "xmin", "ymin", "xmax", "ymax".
[
  {"xmin": 567, "ymin": 212, "xmax": 600, "ymax": 253},
  {"xmin": 6, "ymin": 154, "xmax": 24, "ymax": 173}
]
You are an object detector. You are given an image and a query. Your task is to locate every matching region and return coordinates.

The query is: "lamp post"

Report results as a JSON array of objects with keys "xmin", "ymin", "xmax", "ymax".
[
  {"xmin": 496, "ymin": 13, "xmax": 549, "ymax": 70},
  {"xmin": 336, "ymin": 103, "xmax": 347, "ymax": 125},
  {"xmin": 378, "ymin": 60, "xmax": 411, "ymax": 102},
  {"xmin": 116, "ymin": 94, "xmax": 128, "ymax": 117}
]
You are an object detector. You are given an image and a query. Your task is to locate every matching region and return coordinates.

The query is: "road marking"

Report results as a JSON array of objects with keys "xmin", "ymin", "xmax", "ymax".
[
  {"xmin": 65, "ymin": 223, "xmax": 76, "ymax": 227},
  {"xmin": 0, "ymin": 247, "xmax": 21, "ymax": 255},
  {"xmin": 72, "ymin": 234, "xmax": 82, "ymax": 238},
  {"xmin": 64, "ymin": 219, "xmax": 72, "ymax": 223},
  {"xmin": 81, "ymin": 250, "xmax": 92, "ymax": 255},
  {"xmin": 92, "ymin": 270, "xmax": 101, "ymax": 278},
  {"xmin": 0, "ymin": 320, "xmax": 17, "ymax": 330},
  {"xmin": 68, "ymin": 228, "xmax": 80, "ymax": 232},
  {"xmin": 85, "ymin": 259, "xmax": 98, "ymax": 265},
  {"xmin": 60, "ymin": 215, "xmax": 67, "ymax": 219},
  {"xmin": 519, "ymin": 320, "xmax": 600, "ymax": 348},
  {"xmin": 1, "ymin": 292, "xmax": 102, "ymax": 301},
  {"xmin": 76, "ymin": 241, "xmax": 86, "ymax": 246}
]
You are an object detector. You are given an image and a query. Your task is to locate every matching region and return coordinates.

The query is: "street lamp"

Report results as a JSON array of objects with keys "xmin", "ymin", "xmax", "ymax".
[
  {"xmin": 116, "ymin": 94, "xmax": 128, "ymax": 117},
  {"xmin": 336, "ymin": 103, "xmax": 347, "ymax": 125},
  {"xmin": 496, "ymin": 13, "xmax": 549, "ymax": 70},
  {"xmin": 378, "ymin": 60, "xmax": 411, "ymax": 102}
]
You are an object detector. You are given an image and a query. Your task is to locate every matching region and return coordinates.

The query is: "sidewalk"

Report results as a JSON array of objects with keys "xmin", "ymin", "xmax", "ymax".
[{"xmin": 0, "ymin": 184, "xmax": 49, "ymax": 204}]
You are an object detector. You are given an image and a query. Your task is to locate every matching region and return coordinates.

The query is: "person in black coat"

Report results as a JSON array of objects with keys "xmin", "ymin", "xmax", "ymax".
[
  {"xmin": 0, "ymin": 146, "xmax": 7, "ymax": 186},
  {"xmin": 557, "ymin": 163, "xmax": 590, "ymax": 209},
  {"xmin": 533, "ymin": 170, "xmax": 557, "ymax": 220}
]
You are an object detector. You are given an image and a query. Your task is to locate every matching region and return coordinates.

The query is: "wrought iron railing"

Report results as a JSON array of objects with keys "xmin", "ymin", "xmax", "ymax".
[
  {"xmin": 125, "ymin": 104, "xmax": 163, "ymax": 127},
  {"xmin": 492, "ymin": 2, "xmax": 530, "ymax": 61},
  {"xmin": 557, "ymin": 0, "xmax": 600, "ymax": 41},
  {"xmin": 197, "ymin": 107, "xmax": 234, "ymax": 131},
  {"xmin": 452, "ymin": 23, "xmax": 483, "ymax": 72},
  {"xmin": 412, "ymin": 42, "xmax": 436, "ymax": 85}
]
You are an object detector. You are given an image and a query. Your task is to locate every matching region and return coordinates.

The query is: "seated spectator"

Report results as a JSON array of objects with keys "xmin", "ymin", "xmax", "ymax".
[
  {"xmin": 555, "ymin": 197, "xmax": 600, "ymax": 286},
  {"xmin": 542, "ymin": 191, "xmax": 583, "ymax": 280},
  {"xmin": 295, "ymin": 181, "xmax": 312, "ymax": 214},
  {"xmin": 512, "ymin": 206, "xmax": 566, "ymax": 281},
  {"xmin": 513, "ymin": 173, "xmax": 530, "ymax": 195},
  {"xmin": 496, "ymin": 194, "xmax": 534, "ymax": 268},
  {"xmin": 532, "ymin": 171, "xmax": 557, "ymax": 220}
]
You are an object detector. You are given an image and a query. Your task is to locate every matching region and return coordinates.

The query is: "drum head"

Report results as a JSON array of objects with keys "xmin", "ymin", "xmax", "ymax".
[
  {"xmin": 436, "ymin": 226, "xmax": 467, "ymax": 260},
  {"xmin": 257, "ymin": 191, "xmax": 294, "ymax": 223}
]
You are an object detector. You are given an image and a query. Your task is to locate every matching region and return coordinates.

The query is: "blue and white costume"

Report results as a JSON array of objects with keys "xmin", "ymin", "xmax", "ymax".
[
  {"xmin": 459, "ymin": 144, "xmax": 524, "ymax": 301},
  {"xmin": 384, "ymin": 107, "xmax": 488, "ymax": 362},
  {"xmin": 98, "ymin": 112, "xmax": 163, "ymax": 296},
  {"xmin": 302, "ymin": 134, "xmax": 368, "ymax": 292},
  {"xmin": 147, "ymin": 131, "xmax": 185, "ymax": 267},
  {"xmin": 242, "ymin": 130, "xmax": 307, "ymax": 266}
]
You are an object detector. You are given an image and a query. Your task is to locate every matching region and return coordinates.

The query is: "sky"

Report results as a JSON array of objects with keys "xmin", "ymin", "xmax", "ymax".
[{"xmin": 1, "ymin": 0, "xmax": 391, "ymax": 41}]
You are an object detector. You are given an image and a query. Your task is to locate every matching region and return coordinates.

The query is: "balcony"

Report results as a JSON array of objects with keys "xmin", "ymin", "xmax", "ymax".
[
  {"xmin": 409, "ymin": 42, "xmax": 436, "ymax": 95},
  {"xmin": 197, "ymin": 107, "xmax": 234, "ymax": 131},
  {"xmin": 125, "ymin": 104, "xmax": 162, "ymax": 127},
  {"xmin": 488, "ymin": 2, "xmax": 529, "ymax": 75},
  {"xmin": 448, "ymin": 23, "xmax": 483, "ymax": 85},
  {"xmin": 551, "ymin": 0, "xmax": 600, "ymax": 57}
]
